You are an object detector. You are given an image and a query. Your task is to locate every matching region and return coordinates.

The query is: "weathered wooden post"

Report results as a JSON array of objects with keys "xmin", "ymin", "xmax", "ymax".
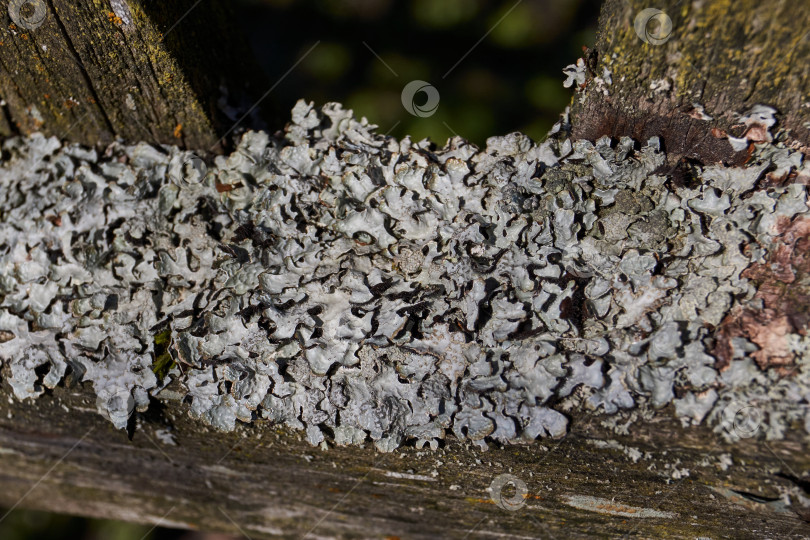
[{"xmin": 0, "ymin": 1, "xmax": 808, "ymax": 538}]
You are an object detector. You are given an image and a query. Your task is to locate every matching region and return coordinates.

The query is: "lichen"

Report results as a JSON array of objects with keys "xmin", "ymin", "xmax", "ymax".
[{"xmin": 0, "ymin": 100, "xmax": 808, "ymax": 450}]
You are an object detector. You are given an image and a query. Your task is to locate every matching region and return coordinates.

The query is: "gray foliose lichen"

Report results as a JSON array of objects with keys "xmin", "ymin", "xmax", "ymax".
[{"xmin": 0, "ymin": 100, "xmax": 808, "ymax": 449}]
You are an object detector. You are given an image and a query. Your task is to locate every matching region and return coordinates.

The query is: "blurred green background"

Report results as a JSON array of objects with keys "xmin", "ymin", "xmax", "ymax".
[
  {"xmin": 237, "ymin": 0, "xmax": 600, "ymax": 145},
  {"xmin": 0, "ymin": 0, "xmax": 598, "ymax": 538}
]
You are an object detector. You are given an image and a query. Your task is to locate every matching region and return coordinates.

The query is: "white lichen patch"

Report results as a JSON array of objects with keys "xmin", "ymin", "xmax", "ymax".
[
  {"xmin": 562, "ymin": 494, "xmax": 677, "ymax": 518},
  {"xmin": 0, "ymin": 101, "xmax": 809, "ymax": 450}
]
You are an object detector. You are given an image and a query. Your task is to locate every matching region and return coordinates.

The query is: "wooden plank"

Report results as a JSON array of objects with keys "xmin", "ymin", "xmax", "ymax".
[{"xmin": 1, "ymin": 383, "xmax": 808, "ymax": 539}]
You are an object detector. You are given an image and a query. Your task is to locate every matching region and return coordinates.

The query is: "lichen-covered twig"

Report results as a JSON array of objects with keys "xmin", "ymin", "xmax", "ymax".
[{"xmin": 1, "ymin": 101, "xmax": 808, "ymax": 451}]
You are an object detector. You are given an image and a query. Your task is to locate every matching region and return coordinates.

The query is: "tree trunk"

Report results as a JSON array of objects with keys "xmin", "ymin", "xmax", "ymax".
[
  {"xmin": 0, "ymin": 1, "xmax": 809, "ymax": 539},
  {"xmin": 571, "ymin": 0, "xmax": 810, "ymax": 165},
  {"xmin": 0, "ymin": 0, "xmax": 266, "ymax": 149}
]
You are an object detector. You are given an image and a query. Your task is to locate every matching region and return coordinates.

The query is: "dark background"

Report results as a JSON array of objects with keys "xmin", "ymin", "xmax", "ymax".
[
  {"xmin": 0, "ymin": 0, "xmax": 598, "ymax": 538},
  {"xmin": 238, "ymin": 0, "xmax": 600, "ymax": 145}
]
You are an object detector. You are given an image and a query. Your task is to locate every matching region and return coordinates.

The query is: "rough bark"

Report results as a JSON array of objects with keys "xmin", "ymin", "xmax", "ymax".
[
  {"xmin": 571, "ymin": 0, "xmax": 810, "ymax": 166},
  {"xmin": 0, "ymin": 0, "xmax": 265, "ymax": 149}
]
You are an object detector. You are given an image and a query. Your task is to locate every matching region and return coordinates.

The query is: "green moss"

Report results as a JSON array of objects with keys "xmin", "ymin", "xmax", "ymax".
[{"xmin": 151, "ymin": 329, "xmax": 175, "ymax": 381}]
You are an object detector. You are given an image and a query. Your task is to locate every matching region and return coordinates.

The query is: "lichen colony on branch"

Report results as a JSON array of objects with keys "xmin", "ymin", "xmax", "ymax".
[{"xmin": 0, "ymin": 100, "xmax": 808, "ymax": 451}]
